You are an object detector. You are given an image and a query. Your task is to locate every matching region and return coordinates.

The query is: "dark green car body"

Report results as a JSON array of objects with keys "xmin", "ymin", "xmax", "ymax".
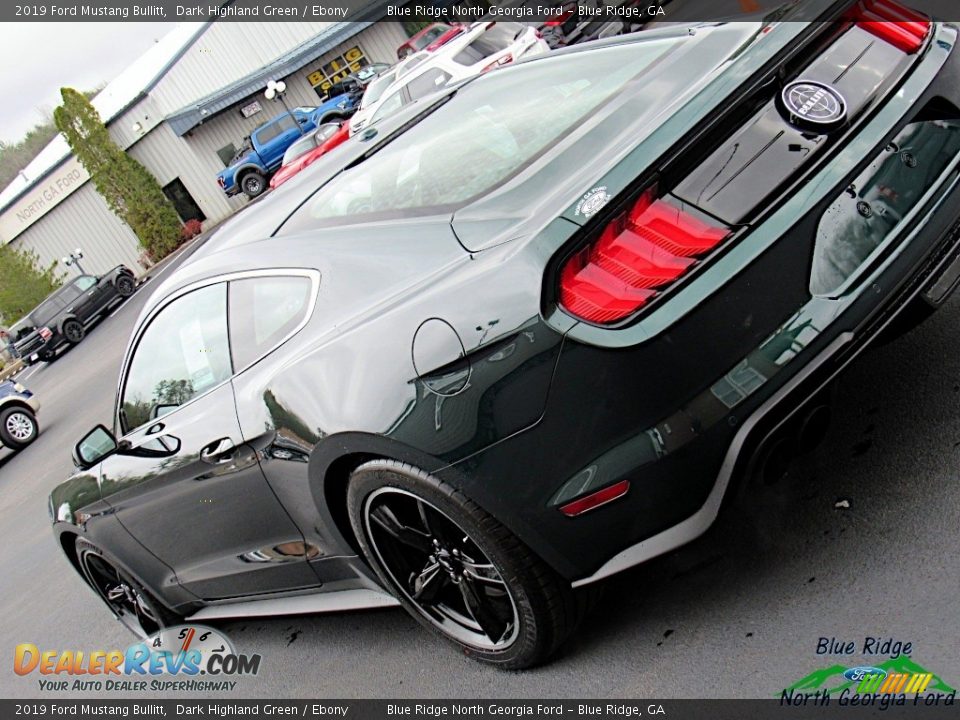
[{"xmin": 49, "ymin": 3, "xmax": 960, "ymax": 633}]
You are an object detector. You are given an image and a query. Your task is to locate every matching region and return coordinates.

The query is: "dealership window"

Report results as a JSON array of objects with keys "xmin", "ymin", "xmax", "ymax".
[
  {"xmin": 228, "ymin": 276, "xmax": 312, "ymax": 369},
  {"xmin": 216, "ymin": 143, "xmax": 237, "ymax": 167},
  {"xmin": 120, "ymin": 284, "xmax": 232, "ymax": 433},
  {"xmin": 307, "ymin": 46, "xmax": 369, "ymax": 100}
]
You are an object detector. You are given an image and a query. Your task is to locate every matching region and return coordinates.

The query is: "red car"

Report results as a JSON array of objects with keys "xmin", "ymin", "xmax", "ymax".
[
  {"xmin": 396, "ymin": 23, "xmax": 465, "ymax": 60},
  {"xmin": 269, "ymin": 123, "xmax": 350, "ymax": 189}
]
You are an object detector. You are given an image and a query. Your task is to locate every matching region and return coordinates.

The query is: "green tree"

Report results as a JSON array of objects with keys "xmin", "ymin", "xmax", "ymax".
[
  {"xmin": 54, "ymin": 87, "xmax": 181, "ymax": 261},
  {"xmin": 0, "ymin": 244, "xmax": 62, "ymax": 324}
]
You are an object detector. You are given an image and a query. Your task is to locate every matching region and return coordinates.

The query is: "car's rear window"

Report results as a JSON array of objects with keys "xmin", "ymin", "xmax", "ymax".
[
  {"xmin": 415, "ymin": 24, "xmax": 452, "ymax": 50},
  {"xmin": 453, "ymin": 24, "xmax": 519, "ymax": 65},
  {"xmin": 279, "ymin": 40, "xmax": 678, "ymax": 232}
]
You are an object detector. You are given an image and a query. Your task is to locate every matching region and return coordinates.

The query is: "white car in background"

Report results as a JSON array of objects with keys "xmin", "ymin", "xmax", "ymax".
[
  {"xmin": 348, "ymin": 52, "xmax": 432, "ymax": 136},
  {"xmin": 349, "ymin": 22, "xmax": 550, "ymax": 136}
]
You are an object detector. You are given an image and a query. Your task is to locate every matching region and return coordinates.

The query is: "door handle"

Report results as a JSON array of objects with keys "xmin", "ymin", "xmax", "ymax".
[{"xmin": 200, "ymin": 438, "xmax": 236, "ymax": 464}]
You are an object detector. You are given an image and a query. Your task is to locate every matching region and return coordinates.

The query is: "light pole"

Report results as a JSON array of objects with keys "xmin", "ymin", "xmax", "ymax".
[
  {"xmin": 264, "ymin": 79, "xmax": 304, "ymax": 135},
  {"xmin": 62, "ymin": 248, "xmax": 87, "ymax": 276}
]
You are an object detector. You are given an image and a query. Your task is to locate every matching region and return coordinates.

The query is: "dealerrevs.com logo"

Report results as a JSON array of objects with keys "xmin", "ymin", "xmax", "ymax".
[{"xmin": 14, "ymin": 625, "xmax": 261, "ymax": 692}]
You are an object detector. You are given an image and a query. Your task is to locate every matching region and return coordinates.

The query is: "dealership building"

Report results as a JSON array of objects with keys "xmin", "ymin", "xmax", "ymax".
[{"xmin": 0, "ymin": 18, "xmax": 409, "ymax": 276}]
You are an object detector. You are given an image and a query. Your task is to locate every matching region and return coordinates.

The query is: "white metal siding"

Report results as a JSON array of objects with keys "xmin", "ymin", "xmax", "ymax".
[
  {"xmin": 128, "ymin": 122, "xmax": 243, "ymax": 224},
  {"xmin": 110, "ymin": 95, "xmax": 165, "ymax": 150},
  {"xmin": 149, "ymin": 22, "xmax": 337, "ymax": 116},
  {"xmin": 10, "ymin": 183, "xmax": 145, "ymax": 277}
]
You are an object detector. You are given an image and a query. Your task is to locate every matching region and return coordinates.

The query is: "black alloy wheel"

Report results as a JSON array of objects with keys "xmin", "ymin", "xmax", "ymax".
[
  {"xmin": 62, "ymin": 319, "xmax": 85, "ymax": 344},
  {"xmin": 366, "ymin": 487, "xmax": 520, "ymax": 650},
  {"xmin": 76, "ymin": 539, "xmax": 177, "ymax": 638},
  {"xmin": 115, "ymin": 275, "xmax": 136, "ymax": 297},
  {"xmin": 347, "ymin": 460, "xmax": 590, "ymax": 669}
]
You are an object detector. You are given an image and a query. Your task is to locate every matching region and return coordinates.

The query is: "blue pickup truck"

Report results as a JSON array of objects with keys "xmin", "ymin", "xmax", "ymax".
[{"xmin": 217, "ymin": 95, "xmax": 358, "ymax": 199}]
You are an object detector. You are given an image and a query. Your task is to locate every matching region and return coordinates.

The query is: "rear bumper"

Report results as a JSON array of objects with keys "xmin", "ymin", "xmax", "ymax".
[
  {"xmin": 443, "ymin": 22, "xmax": 960, "ymax": 584},
  {"xmin": 575, "ymin": 214, "xmax": 960, "ymax": 585}
]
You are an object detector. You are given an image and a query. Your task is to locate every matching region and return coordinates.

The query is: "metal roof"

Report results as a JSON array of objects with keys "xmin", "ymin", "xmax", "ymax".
[{"xmin": 166, "ymin": 22, "xmax": 373, "ymax": 136}]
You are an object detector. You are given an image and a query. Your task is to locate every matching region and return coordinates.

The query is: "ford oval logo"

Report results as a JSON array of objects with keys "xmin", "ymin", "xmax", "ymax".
[
  {"xmin": 780, "ymin": 79, "xmax": 847, "ymax": 132},
  {"xmin": 843, "ymin": 666, "xmax": 887, "ymax": 682}
]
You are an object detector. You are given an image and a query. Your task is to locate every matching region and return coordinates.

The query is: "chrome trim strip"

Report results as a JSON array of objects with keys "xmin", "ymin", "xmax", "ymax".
[{"xmin": 186, "ymin": 588, "xmax": 399, "ymax": 621}]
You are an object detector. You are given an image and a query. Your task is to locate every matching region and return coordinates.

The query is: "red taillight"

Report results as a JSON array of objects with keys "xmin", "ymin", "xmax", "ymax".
[
  {"xmin": 39, "ymin": 327, "xmax": 52, "ymax": 341},
  {"xmin": 849, "ymin": 0, "xmax": 930, "ymax": 53},
  {"xmin": 559, "ymin": 191, "xmax": 731, "ymax": 324},
  {"xmin": 545, "ymin": 10, "xmax": 574, "ymax": 27},
  {"xmin": 217, "ymin": 176, "xmax": 226, "ymax": 189},
  {"xmin": 559, "ymin": 480, "xmax": 631, "ymax": 517}
]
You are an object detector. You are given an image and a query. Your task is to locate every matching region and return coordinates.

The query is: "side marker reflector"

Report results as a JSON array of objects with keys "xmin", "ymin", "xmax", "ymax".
[{"xmin": 559, "ymin": 480, "xmax": 631, "ymax": 517}]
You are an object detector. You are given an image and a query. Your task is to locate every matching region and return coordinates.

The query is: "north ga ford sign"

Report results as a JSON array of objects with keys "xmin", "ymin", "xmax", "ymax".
[{"xmin": 0, "ymin": 156, "xmax": 89, "ymax": 243}]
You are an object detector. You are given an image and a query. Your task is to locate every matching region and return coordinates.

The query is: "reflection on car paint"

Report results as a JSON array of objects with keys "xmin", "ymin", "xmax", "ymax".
[{"xmin": 812, "ymin": 120, "xmax": 960, "ymax": 295}]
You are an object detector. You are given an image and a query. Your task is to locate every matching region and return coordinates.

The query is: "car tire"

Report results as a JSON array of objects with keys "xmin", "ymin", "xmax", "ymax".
[
  {"xmin": 75, "ymin": 538, "xmax": 180, "ymax": 639},
  {"xmin": 0, "ymin": 406, "xmax": 38, "ymax": 450},
  {"xmin": 346, "ymin": 459, "xmax": 588, "ymax": 669},
  {"xmin": 115, "ymin": 275, "xmax": 136, "ymax": 297},
  {"xmin": 240, "ymin": 172, "xmax": 267, "ymax": 199},
  {"xmin": 61, "ymin": 319, "xmax": 85, "ymax": 344}
]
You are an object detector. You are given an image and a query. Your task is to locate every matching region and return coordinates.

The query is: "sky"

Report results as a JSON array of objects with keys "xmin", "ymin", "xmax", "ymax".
[{"xmin": 0, "ymin": 22, "xmax": 179, "ymax": 143}]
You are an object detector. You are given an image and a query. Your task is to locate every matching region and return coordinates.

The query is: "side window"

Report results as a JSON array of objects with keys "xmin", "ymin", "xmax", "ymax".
[
  {"xmin": 371, "ymin": 91, "xmax": 405, "ymax": 124},
  {"xmin": 34, "ymin": 298, "xmax": 65, "ymax": 325},
  {"xmin": 406, "ymin": 69, "xmax": 452, "ymax": 101},
  {"xmin": 58, "ymin": 285, "xmax": 83, "ymax": 305},
  {"xmin": 120, "ymin": 284, "xmax": 231, "ymax": 434},
  {"xmin": 255, "ymin": 115, "xmax": 297, "ymax": 145},
  {"xmin": 75, "ymin": 276, "xmax": 97, "ymax": 291},
  {"xmin": 228, "ymin": 276, "xmax": 312, "ymax": 370}
]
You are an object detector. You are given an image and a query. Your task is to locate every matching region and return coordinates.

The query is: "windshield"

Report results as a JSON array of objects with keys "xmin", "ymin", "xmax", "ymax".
[
  {"xmin": 356, "ymin": 64, "xmax": 388, "ymax": 83},
  {"xmin": 280, "ymin": 41, "xmax": 678, "ymax": 231}
]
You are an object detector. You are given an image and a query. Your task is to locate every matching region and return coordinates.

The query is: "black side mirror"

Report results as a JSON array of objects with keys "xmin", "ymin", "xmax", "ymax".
[{"xmin": 73, "ymin": 425, "xmax": 118, "ymax": 470}]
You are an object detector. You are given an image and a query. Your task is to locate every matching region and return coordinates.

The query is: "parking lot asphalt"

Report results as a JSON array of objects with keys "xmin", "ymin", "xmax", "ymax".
[{"xmin": 1, "ymin": 248, "xmax": 958, "ymax": 698}]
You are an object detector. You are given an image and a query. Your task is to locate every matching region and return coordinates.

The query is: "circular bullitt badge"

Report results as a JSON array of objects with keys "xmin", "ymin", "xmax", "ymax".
[{"xmin": 778, "ymin": 79, "xmax": 847, "ymax": 133}]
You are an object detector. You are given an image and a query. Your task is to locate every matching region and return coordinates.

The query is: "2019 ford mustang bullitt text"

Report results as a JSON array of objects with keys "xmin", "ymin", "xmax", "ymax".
[{"xmin": 51, "ymin": 1, "xmax": 960, "ymax": 668}]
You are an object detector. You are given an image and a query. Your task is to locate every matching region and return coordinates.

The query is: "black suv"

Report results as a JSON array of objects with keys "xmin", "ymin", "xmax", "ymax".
[{"xmin": 12, "ymin": 266, "xmax": 136, "ymax": 364}]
